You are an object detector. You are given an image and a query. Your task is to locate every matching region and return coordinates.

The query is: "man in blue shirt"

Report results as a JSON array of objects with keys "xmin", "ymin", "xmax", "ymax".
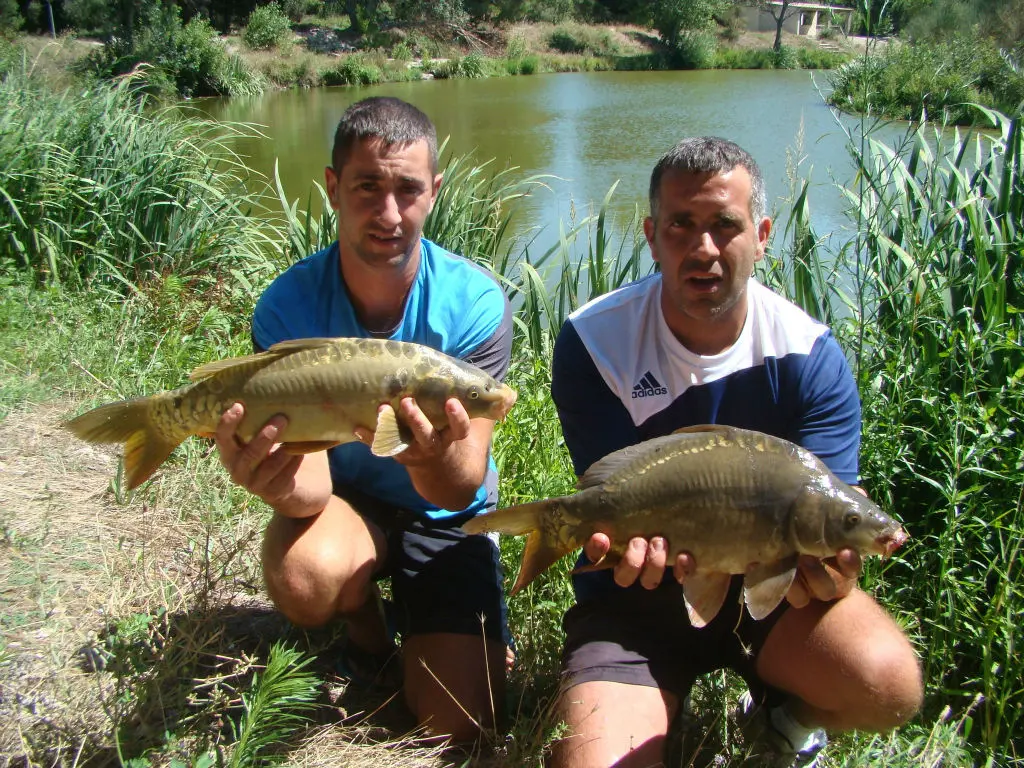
[
  {"xmin": 549, "ymin": 137, "xmax": 922, "ymax": 767},
  {"xmin": 213, "ymin": 97, "xmax": 513, "ymax": 742}
]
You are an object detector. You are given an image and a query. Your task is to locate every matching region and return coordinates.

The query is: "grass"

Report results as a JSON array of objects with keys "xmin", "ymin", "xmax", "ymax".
[{"xmin": 1, "ymin": 62, "xmax": 1021, "ymax": 766}]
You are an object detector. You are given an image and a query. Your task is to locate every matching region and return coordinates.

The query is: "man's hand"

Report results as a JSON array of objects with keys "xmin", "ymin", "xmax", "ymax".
[
  {"xmin": 354, "ymin": 396, "xmax": 490, "ymax": 511},
  {"xmin": 583, "ymin": 533, "xmax": 695, "ymax": 589},
  {"xmin": 786, "ymin": 549, "xmax": 862, "ymax": 608},
  {"xmin": 214, "ymin": 402, "xmax": 332, "ymax": 518},
  {"xmin": 354, "ymin": 397, "xmax": 471, "ymax": 466}
]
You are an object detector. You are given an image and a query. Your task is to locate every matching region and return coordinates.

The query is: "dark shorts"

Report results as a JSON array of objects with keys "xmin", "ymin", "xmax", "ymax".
[
  {"xmin": 340, "ymin": 487, "xmax": 511, "ymax": 647},
  {"xmin": 562, "ymin": 576, "xmax": 788, "ymax": 707}
]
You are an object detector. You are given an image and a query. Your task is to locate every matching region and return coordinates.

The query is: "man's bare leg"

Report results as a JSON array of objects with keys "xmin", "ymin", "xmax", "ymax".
[
  {"xmin": 756, "ymin": 588, "xmax": 923, "ymax": 732},
  {"xmin": 403, "ymin": 633, "xmax": 507, "ymax": 742},
  {"xmin": 261, "ymin": 495, "xmax": 389, "ymax": 652},
  {"xmin": 550, "ymin": 680, "xmax": 678, "ymax": 768}
]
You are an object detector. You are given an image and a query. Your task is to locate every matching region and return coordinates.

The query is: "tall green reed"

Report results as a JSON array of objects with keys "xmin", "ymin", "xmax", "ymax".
[
  {"xmin": 765, "ymin": 106, "xmax": 1023, "ymax": 763},
  {"xmin": 0, "ymin": 65, "xmax": 280, "ymax": 298}
]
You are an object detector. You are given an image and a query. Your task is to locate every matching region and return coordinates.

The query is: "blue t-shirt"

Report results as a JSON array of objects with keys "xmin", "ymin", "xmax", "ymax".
[
  {"xmin": 252, "ymin": 238, "xmax": 513, "ymax": 520},
  {"xmin": 551, "ymin": 274, "xmax": 861, "ymax": 602}
]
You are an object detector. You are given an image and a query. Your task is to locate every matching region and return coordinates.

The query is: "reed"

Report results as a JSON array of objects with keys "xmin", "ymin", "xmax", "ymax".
[{"xmin": 0, "ymin": 65, "xmax": 280, "ymax": 298}]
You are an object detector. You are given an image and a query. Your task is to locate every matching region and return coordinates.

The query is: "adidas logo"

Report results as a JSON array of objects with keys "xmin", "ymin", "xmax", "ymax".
[{"xmin": 631, "ymin": 371, "xmax": 668, "ymax": 399}]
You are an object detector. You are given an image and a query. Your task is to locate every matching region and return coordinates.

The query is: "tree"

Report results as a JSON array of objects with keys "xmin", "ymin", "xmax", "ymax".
[
  {"xmin": 651, "ymin": 0, "xmax": 725, "ymax": 47},
  {"xmin": 751, "ymin": 0, "xmax": 801, "ymax": 50}
]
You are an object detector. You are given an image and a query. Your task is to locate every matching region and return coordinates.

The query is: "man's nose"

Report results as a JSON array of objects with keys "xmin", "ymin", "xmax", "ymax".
[
  {"xmin": 377, "ymin": 193, "xmax": 401, "ymax": 227},
  {"xmin": 694, "ymin": 231, "xmax": 719, "ymax": 256}
]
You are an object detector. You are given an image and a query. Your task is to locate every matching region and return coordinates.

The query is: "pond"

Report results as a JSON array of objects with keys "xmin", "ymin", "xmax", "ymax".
[{"xmin": 196, "ymin": 69, "xmax": 915, "ymax": 258}]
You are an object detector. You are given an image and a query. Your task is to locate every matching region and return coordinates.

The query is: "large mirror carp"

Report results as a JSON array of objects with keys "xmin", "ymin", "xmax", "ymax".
[
  {"xmin": 65, "ymin": 337, "xmax": 517, "ymax": 490},
  {"xmin": 464, "ymin": 425, "xmax": 907, "ymax": 627}
]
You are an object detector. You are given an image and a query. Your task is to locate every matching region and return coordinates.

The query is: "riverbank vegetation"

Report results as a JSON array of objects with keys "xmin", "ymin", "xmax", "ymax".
[
  {"xmin": 2, "ymin": 56, "xmax": 1022, "ymax": 766},
  {"xmin": 4, "ymin": 0, "xmax": 859, "ymax": 99},
  {"xmin": 825, "ymin": 0, "xmax": 1023, "ymax": 123}
]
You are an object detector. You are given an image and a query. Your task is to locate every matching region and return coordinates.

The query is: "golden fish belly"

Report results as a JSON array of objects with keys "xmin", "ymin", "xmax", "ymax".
[{"xmin": 571, "ymin": 484, "xmax": 799, "ymax": 576}]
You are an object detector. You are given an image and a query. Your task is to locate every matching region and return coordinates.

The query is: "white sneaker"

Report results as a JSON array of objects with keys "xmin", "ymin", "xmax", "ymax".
[{"xmin": 737, "ymin": 690, "xmax": 828, "ymax": 768}]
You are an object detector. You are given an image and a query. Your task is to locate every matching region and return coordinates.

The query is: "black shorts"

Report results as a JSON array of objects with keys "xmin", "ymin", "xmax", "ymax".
[
  {"xmin": 561, "ymin": 576, "xmax": 787, "ymax": 707},
  {"xmin": 340, "ymin": 486, "xmax": 511, "ymax": 647}
]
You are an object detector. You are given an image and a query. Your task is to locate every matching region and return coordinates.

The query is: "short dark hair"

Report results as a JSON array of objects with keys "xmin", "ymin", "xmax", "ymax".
[
  {"xmin": 648, "ymin": 137, "xmax": 766, "ymax": 223},
  {"xmin": 331, "ymin": 97, "xmax": 438, "ymax": 174}
]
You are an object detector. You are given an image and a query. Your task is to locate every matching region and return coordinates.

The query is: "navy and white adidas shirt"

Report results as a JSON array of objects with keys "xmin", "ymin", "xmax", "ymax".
[
  {"xmin": 551, "ymin": 273, "xmax": 861, "ymax": 603},
  {"xmin": 253, "ymin": 238, "xmax": 513, "ymax": 522}
]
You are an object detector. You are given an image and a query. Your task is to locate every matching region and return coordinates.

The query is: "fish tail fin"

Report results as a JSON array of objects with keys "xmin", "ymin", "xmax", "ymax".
[
  {"xmin": 463, "ymin": 500, "xmax": 574, "ymax": 596},
  {"xmin": 64, "ymin": 398, "xmax": 182, "ymax": 490}
]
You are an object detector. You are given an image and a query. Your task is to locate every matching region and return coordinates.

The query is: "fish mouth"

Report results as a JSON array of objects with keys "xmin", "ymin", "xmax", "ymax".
[
  {"xmin": 488, "ymin": 385, "xmax": 518, "ymax": 421},
  {"xmin": 876, "ymin": 526, "xmax": 909, "ymax": 557}
]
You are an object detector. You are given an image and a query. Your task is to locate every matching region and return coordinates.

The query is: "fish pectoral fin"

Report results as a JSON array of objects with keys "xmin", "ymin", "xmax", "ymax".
[
  {"xmin": 370, "ymin": 404, "xmax": 412, "ymax": 457},
  {"xmin": 511, "ymin": 531, "xmax": 571, "ymax": 596},
  {"xmin": 283, "ymin": 440, "xmax": 342, "ymax": 454},
  {"xmin": 743, "ymin": 556, "xmax": 799, "ymax": 620},
  {"xmin": 682, "ymin": 571, "xmax": 733, "ymax": 628}
]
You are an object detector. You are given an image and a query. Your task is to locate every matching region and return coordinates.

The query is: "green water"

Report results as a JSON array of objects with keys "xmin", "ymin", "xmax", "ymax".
[{"xmin": 196, "ymin": 69, "xmax": 912, "ymax": 249}]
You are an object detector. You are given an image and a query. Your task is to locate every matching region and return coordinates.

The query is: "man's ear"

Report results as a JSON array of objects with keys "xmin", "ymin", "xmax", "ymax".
[
  {"xmin": 755, "ymin": 216, "xmax": 772, "ymax": 261},
  {"xmin": 325, "ymin": 166, "xmax": 340, "ymax": 210},
  {"xmin": 643, "ymin": 216, "xmax": 656, "ymax": 254}
]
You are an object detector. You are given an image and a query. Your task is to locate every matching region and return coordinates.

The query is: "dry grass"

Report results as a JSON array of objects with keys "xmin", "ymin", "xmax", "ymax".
[{"xmin": 0, "ymin": 402, "xmax": 486, "ymax": 768}]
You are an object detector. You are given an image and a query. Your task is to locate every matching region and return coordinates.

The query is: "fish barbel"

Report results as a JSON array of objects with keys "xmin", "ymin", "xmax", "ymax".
[
  {"xmin": 65, "ymin": 337, "xmax": 517, "ymax": 490},
  {"xmin": 464, "ymin": 425, "xmax": 907, "ymax": 627}
]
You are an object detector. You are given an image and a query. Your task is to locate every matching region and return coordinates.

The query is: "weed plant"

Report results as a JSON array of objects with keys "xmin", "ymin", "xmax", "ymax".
[
  {"xmin": 828, "ymin": 35, "xmax": 1024, "ymax": 123},
  {"xmin": 0, "ymin": 66, "xmax": 282, "ymax": 298}
]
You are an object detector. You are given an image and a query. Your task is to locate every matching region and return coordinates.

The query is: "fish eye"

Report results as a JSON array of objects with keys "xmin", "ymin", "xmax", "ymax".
[
  {"xmin": 467, "ymin": 387, "xmax": 480, "ymax": 400},
  {"xmin": 844, "ymin": 513, "xmax": 861, "ymax": 529}
]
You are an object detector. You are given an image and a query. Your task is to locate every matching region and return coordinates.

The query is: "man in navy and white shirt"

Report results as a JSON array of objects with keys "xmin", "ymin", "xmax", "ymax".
[{"xmin": 549, "ymin": 138, "xmax": 922, "ymax": 768}]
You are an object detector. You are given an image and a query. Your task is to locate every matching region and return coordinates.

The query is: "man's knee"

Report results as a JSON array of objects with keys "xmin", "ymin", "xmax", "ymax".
[
  {"xmin": 857, "ymin": 637, "xmax": 924, "ymax": 729},
  {"xmin": 261, "ymin": 515, "xmax": 371, "ymax": 626}
]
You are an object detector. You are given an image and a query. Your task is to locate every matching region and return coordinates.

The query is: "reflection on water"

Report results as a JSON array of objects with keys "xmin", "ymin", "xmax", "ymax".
[{"xmin": 194, "ymin": 70, "xmax": 916, "ymax": 256}]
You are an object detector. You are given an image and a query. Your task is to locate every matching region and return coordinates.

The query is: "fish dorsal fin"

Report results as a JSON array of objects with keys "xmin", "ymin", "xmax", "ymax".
[
  {"xmin": 370, "ymin": 404, "xmax": 412, "ymax": 457},
  {"xmin": 682, "ymin": 571, "xmax": 733, "ymax": 628},
  {"xmin": 189, "ymin": 338, "xmax": 341, "ymax": 382},
  {"xmin": 188, "ymin": 350, "xmax": 283, "ymax": 381},
  {"xmin": 743, "ymin": 556, "xmax": 799, "ymax": 620},
  {"xmin": 265, "ymin": 337, "xmax": 341, "ymax": 353},
  {"xmin": 577, "ymin": 429, "xmax": 726, "ymax": 490},
  {"xmin": 671, "ymin": 424, "xmax": 731, "ymax": 436}
]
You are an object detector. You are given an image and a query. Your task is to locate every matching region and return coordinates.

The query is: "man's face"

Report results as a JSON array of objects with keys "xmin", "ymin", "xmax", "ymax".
[
  {"xmin": 644, "ymin": 167, "xmax": 771, "ymax": 355},
  {"xmin": 325, "ymin": 137, "xmax": 441, "ymax": 270}
]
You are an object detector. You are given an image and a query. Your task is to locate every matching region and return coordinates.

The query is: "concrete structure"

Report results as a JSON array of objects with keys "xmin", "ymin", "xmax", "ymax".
[{"xmin": 740, "ymin": 2, "xmax": 855, "ymax": 38}]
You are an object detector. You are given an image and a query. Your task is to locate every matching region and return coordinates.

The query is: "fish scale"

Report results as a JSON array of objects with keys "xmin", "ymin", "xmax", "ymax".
[
  {"xmin": 64, "ymin": 337, "xmax": 517, "ymax": 490},
  {"xmin": 463, "ymin": 424, "xmax": 907, "ymax": 627}
]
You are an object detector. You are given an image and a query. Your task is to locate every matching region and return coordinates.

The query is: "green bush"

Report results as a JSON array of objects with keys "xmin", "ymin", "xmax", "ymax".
[
  {"xmin": 390, "ymin": 41, "xmax": 413, "ymax": 61},
  {"xmin": 827, "ymin": 35, "xmax": 1021, "ymax": 123},
  {"xmin": 0, "ymin": 0, "xmax": 23, "ymax": 36},
  {"xmin": 324, "ymin": 53, "xmax": 383, "ymax": 85},
  {"xmin": 547, "ymin": 24, "xmax": 621, "ymax": 56},
  {"xmin": 770, "ymin": 44, "xmax": 798, "ymax": 69},
  {"xmin": 431, "ymin": 51, "xmax": 487, "ymax": 79},
  {"xmin": 670, "ymin": 30, "xmax": 717, "ymax": 69},
  {"xmin": 279, "ymin": 0, "xmax": 312, "ymax": 22},
  {"xmin": 796, "ymin": 47, "xmax": 848, "ymax": 69},
  {"xmin": 74, "ymin": 3, "xmax": 261, "ymax": 99},
  {"xmin": 243, "ymin": 2, "xmax": 292, "ymax": 51},
  {"xmin": 0, "ymin": 67, "xmax": 279, "ymax": 292},
  {"xmin": 549, "ymin": 27, "xmax": 586, "ymax": 54}
]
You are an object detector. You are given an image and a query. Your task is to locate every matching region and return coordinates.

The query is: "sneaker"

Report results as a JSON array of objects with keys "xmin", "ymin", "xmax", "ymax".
[{"xmin": 736, "ymin": 690, "xmax": 828, "ymax": 768}]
